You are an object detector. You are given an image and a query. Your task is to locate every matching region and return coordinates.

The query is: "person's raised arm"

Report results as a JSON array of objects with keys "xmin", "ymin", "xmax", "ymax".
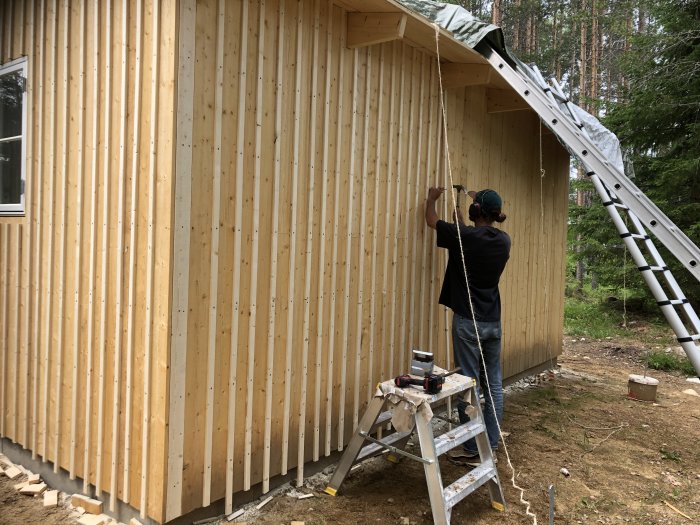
[{"xmin": 425, "ymin": 187, "xmax": 445, "ymax": 229}]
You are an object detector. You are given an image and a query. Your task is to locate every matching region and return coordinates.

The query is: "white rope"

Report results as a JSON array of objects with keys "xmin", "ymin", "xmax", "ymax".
[{"xmin": 433, "ymin": 24, "xmax": 538, "ymax": 524}]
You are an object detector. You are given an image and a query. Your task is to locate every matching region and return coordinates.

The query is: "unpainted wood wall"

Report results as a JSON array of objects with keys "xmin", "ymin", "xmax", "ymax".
[
  {"xmin": 167, "ymin": 0, "xmax": 569, "ymax": 519},
  {"xmin": 0, "ymin": 1, "xmax": 176, "ymax": 521}
]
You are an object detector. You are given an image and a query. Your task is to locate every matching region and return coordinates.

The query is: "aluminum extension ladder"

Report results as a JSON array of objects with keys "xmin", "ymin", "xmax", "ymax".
[
  {"xmin": 324, "ymin": 369, "xmax": 505, "ymax": 525},
  {"xmin": 480, "ymin": 46, "xmax": 700, "ymax": 377}
]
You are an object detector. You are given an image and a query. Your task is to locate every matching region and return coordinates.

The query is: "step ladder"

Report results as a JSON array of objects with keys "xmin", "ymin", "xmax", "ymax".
[
  {"xmin": 479, "ymin": 45, "xmax": 700, "ymax": 377},
  {"xmin": 324, "ymin": 369, "xmax": 505, "ymax": 525}
]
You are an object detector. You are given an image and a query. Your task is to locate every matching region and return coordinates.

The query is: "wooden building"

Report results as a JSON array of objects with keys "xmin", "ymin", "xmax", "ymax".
[{"xmin": 0, "ymin": 0, "xmax": 569, "ymax": 522}]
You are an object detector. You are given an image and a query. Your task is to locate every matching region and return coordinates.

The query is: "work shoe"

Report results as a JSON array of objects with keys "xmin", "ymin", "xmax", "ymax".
[{"xmin": 447, "ymin": 448, "xmax": 498, "ymax": 467}]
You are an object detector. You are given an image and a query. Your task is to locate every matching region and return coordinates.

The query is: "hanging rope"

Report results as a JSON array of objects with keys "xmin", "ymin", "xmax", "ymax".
[{"xmin": 433, "ymin": 24, "xmax": 538, "ymax": 525}]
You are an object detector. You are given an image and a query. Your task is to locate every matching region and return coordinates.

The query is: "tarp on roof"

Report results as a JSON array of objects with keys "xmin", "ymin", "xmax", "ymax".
[{"xmin": 395, "ymin": 0, "xmax": 625, "ymax": 174}]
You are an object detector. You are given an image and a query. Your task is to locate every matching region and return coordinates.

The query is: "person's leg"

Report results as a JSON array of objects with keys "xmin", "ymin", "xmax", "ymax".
[
  {"xmin": 451, "ymin": 314, "xmax": 481, "ymax": 455},
  {"xmin": 477, "ymin": 321, "xmax": 503, "ymax": 451}
]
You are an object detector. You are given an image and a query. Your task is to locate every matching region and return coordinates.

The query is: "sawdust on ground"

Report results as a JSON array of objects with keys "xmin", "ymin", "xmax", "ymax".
[{"xmin": 1, "ymin": 328, "xmax": 699, "ymax": 525}]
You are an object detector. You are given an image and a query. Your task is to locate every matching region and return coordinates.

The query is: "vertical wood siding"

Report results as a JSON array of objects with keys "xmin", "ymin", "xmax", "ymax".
[
  {"xmin": 0, "ymin": 1, "xmax": 176, "ymax": 521},
  {"xmin": 167, "ymin": 0, "xmax": 569, "ymax": 518}
]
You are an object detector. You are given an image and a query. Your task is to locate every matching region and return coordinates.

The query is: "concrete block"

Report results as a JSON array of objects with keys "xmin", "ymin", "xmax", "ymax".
[
  {"xmin": 128, "ymin": 519, "xmax": 143, "ymax": 525},
  {"xmin": 44, "ymin": 490, "xmax": 59, "ymax": 507},
  {"xmin": 71, "ymin": 494, "xmax": 104, "ymax": 515},
  {"xmin": 27, "ymin": 473, "xmax": 41, "ymax": 484}
]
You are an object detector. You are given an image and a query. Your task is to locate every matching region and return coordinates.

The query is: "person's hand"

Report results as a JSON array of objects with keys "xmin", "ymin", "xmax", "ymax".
[{"xmin": 427, "ymin": 187, "xmax": 445, "ymax": 201}]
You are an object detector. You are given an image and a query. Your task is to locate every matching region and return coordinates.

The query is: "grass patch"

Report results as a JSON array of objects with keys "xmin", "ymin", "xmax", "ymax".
[
  {"xmin": 660, "ymin": 448, "xmax": 681, "ymax": 462},
  {"xmin": 645, "ymin": 350, "xmax": 696, "ymax": 376}
]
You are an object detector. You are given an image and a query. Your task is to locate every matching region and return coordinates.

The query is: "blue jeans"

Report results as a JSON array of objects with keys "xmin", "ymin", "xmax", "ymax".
[{"xmin": 451, "ymin": 314, "xmax": 503, "ymax": 452}]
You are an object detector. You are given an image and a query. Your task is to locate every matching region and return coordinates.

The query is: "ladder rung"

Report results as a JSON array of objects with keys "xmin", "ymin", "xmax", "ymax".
[
  {"xmin": 620, "ymin": 232, "xmax": 649, "ymax": 241},
  {"xmin": 356, "ymin": 430, "xmax": 413, "ymax": 463},
  {"xmin": 678, "ymin": 334, "xmax": 700, "ymax": 343},
  {"xmin": 638, "ymin": 265, "xmax": 668, "ymax": 272},
  {"xmin": 433, "ymin": 419, "xmax": 485, "ymax": 457},
  {"xmin": 443, "ymin": 461, "xmax": 498, "ymax": 510},
  {"xmin": 371, "ymin": 410, "xmax": 393, "ymax": 429},
  {"xmin": 658, "ymin": 299, "xmax": 689, "ymax": 307}
]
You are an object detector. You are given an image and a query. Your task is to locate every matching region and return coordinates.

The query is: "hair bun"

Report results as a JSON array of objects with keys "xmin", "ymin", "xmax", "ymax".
[{"xmin": 496, "ymin": 213, "xmax": 507, "ymax": 223}]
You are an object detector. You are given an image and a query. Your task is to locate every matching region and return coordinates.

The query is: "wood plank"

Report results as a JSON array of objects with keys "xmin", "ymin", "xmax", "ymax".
[
  {"xmin": 224, "ymin": 0, "xmax": 248, "ymax": 512},
  {"xmin": 486, "ymin": 88, "xmax": 530, "ymax": 113},
  {"xmin": 281, "ymin": 0, "xmax": 303, "ymax": 475},
  {"xmin": 123, "ymin": 0, "xmax": 144, "ymax": 505},
  {"xmin": 166, "ymin": 0, "xmax": 193, "ymax": 518},
  {"xmin": 346, "ymin": 12, "xmax": 406, "ymax": 49},
  {"xmin": 95, "ymin": 0, "xmax": 112, "ymax": 494},
  {"xmin": 68, "ymin": 0, "xmax": 86, "ymax": 482},
  {"xmin": 262, "ymin": 0, "xmax": 285, "ymax": 495},
  {"xmin": 31, "ymin": 0, "xmax": 46, "ymax": 460},
  {"xmin": 440, "ymin": 63, "xmax": 491, "ymax": 89},
  {"xmin": 82, "ymin": 0, "xmax": 100, "ymax": 493},
  {"xmin": 202, "ymin": 0, "xmax": 225, "ymax": 506}
]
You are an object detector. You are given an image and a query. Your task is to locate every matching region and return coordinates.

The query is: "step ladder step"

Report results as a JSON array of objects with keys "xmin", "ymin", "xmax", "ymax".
[
  {"xmin": 443, "ymin": 461, "xmax": 498, "ymax": 510},
  {"xmin": 433, "ymin": 420, "xmax": 485, "ymax": 457},
  {"xmin": 371, "ymin": 410, "xmax": 393, "ymax": 429},
  {"xmin": 356, "ymin": 430, "xmax": 413, "ymax": 463}
]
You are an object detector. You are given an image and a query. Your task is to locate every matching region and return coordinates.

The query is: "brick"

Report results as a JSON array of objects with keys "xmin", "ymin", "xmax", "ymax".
[
  {"xmin": 128, "ymin": 520, "xmax": 143, "ymax": 525},
  {"xmin": 44, "ymin": 490, "xmax": 59, "ymax": 507},
  {"xmin": 14, "ymin": 482, "xmax": 29, "ymax": 491},
  {"xmin": 20, "ymin": 482, "xmax": 47, "ymax": 495},
  {"xmin": 71, "ymin": 494, "xmax": 104, "ymax": 515}
]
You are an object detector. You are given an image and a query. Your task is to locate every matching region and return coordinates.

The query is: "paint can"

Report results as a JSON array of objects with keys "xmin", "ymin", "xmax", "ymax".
[{"xmin": 628, "ymin": 374, "xmax": 659, "ymax": 402}]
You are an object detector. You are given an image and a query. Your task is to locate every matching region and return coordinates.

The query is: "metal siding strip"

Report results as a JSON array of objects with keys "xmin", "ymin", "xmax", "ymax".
[
  {"xmin": 69, "ymin": 0, "xmax": 86, "ymax": 480},
  {"xmin": 140, "ymin": 0, "xmax": 160, "ymax": 517},
  {"xmin": 96, "ymin": 0, "xmax": 111, "ymax": 494},
  {"xmin": 124, "ymin": 0, "xmax": 143, "ymax": 504},
  {"xmin": 325, "ymin": 7, "xmax": 344, "ymax": 457},
  {"xmin": 31, "ymin": 0, "xmax": 46, "ymax": 460},
  {"xmin": 281, "ymin": 0, "xmax": 303, "ymax": 475},
  {"xmin": 262, "ymin": 0, "xmax": 285, "ymax": 495},
  {"xmin": 202, "ymin": 0, "xmax": 225, "ymax": 507},
  {"xmin": 315, "ymin": 1, "xmax": 332, "ymax": 459},
  {"xmin": 82, "ymin": 0, "xmax": 99, "ymax": 493},
  {"xmin": 225, "ymin": 0, "xmax": 248, "ymax": 513},
  {"xmin": 296, "ymin": 0, "xmax": 320, "ymax": 484},
  {"xmin": 338, "ymin": 47, "xmax": 358, "ymax": 451},
  {"xmin": 166, "ymin": 0, "xmax": 192, "ymax": 517},
  {"xmin": 244, "ymin": 0, "xmax": 265, "ymax": 492},
  {"xmin": 109, "ymin": 0, "xmax": 128, "ymax": 508}
]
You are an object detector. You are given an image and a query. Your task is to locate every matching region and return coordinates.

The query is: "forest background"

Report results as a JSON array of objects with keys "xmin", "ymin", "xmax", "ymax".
[{"xmin": 447, "ymin": 0, "xmax": 700, "ymax": 324}]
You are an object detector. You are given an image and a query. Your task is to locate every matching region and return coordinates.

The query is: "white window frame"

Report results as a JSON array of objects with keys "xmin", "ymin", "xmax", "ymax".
[{"xmin": 0, "ymin": 56, "xmax": 28, "ymax": 216}]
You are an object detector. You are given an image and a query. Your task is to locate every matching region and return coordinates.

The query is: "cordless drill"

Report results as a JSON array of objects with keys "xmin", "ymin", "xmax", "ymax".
[{"xmin": 394, "ymin": 368, "xmax": 461, "ymax": 395}]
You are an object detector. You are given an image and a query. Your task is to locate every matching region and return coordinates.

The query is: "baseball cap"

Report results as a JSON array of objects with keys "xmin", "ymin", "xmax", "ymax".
[{"xmin": 467, "ymin": 189, "xmax": 503, "ymax": 213}]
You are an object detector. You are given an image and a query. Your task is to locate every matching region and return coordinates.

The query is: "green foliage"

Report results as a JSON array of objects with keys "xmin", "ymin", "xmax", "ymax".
[
  {"xmin": 645, "ymin": 350, "xmax": 697, "ymax": 376},
  {"xmin": 659, "ymin": 447, "xmax": 682, "ymax": 462},
  {"xmin": 564, "ymin": 294, "xmax": 628, "ymax": 338}
]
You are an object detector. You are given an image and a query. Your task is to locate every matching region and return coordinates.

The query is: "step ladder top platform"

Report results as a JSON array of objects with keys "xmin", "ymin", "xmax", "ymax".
[{"xmin": 377, "ymin": 367, "xmax": 476, "ymax": 405}]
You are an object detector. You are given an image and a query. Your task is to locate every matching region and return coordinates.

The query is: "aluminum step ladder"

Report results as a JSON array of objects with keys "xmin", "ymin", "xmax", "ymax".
[
  {"xmin": 480, "ymin": 46, "xmax": 700, "ymax": 377},
  {"xmin": 324, "ymin": 369, "xmax": 505, "ymax": 525}
]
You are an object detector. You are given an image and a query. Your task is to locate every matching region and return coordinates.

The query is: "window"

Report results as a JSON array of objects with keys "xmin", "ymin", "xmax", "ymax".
[{"xmin": 0, "ymin": 57, "xmax": 28, "ymax": 216}]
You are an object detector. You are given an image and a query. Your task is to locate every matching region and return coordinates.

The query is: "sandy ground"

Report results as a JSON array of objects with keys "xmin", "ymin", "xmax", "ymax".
[{"xmin": 1, "ymin": 331, "xmax": 699, "ymax": 525}]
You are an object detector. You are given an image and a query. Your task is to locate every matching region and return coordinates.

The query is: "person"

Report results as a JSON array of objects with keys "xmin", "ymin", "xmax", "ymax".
[{"xmin": 425, "ymin": 186, "xmax": 511, "ymax": 466}]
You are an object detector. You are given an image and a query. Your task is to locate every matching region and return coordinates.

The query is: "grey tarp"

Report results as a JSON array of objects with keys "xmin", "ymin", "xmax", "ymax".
[{"xmin": 395, "ymin": 0, "xmax": 625, "ymax": 174}]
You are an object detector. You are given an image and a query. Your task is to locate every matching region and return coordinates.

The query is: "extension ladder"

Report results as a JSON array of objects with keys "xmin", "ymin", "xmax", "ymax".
[
  {"xmin": 324, "ymin": 369, "xmax": 505, "ymax": 525},
  {"xmin": 479, "ymin": 46, "xmax": 700, "ymax": 377}
]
